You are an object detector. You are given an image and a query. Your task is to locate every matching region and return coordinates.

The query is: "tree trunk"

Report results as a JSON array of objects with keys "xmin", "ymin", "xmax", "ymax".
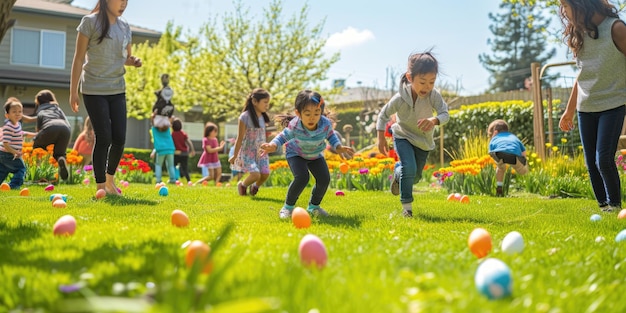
[{"xmin": 0, "ymin": 0, "xmax": 17, "ymax": 43}]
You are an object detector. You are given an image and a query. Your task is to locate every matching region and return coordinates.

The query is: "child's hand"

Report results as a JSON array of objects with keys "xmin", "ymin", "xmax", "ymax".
[
  {"xmin": 417, "ymin": 118, "xmax": 435, "ymax": 132},
  {"xmin": 336, "ymin": 145, "xmax": 355, "ymax": 159},
  {"xmin": 378, "ymin": 141, "xmax": 388, "ymax": 156},
  {"xmin": 228, "ymin": 155, "xmax": 236, "ymax": 164},
  {"xmin": 219, "ymin": 141, "xmax": 225, "ymax": 149},
  {"xmin": 260, "ymin": 143, "xmax": 277, "ymax": 153}
]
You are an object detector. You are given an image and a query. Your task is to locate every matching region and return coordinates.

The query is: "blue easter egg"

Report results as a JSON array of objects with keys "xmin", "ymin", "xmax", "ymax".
[
  {"xmin": 615, "ymin": 229, "xmax": 626, "ymax": 243},
  {"xmin": 49, "ymin": 194, "xmax": 68, "ymax": 202},
  {"xmin": 590, "ymin": 214, "xmax": 602, "ymax": 222},
  {"xmin": 475, "ymin": 258, "xmax": 512, "ymax": 300},
  {"xmin": 158, "ymin": 186, "xmax": 169, "ymax": 196}
]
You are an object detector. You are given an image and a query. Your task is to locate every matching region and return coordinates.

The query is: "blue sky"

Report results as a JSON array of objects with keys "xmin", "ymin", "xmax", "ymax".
[{"xmin": 72, "ymin": 0, "xmax": 576, "ymax": 96}]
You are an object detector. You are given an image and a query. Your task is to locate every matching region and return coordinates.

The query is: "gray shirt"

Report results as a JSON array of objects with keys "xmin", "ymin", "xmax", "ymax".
[
  {"xmin": 376, "ymin": 82, "xmax": 450, "ymax": 151},
  {"xmin": 576, "ymin": 17, "xmax": 626, "ymax": 112},
  {"xmin": 77, "ymin": 14, "xmax": 131, "ymax": 95}
]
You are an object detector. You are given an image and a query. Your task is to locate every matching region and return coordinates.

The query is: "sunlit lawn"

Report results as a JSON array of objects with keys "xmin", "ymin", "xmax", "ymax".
[{"xmin": 1, "ymin": 182, "xmax": 625, "ymax": 312}]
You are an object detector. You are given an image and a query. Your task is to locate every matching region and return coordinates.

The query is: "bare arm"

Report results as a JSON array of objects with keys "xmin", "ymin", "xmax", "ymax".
[
  {"xmin": 124, "ymin": 44, "xmax": 142, "ymax": 67},
  {"xmin": 612, "ymin": 21, "xmax": 626, "ymax": 57},
  {"xmin": 228, "ymin": 120, "xmax": 246, "ymax": 164},
  {"xmin": 559, "ymin": 81, "xmax": 578, "ymax": 132},
  {"xmin": 70, "ymin": 33, "xmax": 88, "ymax": 113}
]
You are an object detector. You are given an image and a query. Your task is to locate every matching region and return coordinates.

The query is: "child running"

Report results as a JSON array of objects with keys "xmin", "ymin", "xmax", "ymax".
[
  {"xmin": 376, "ymin": 51, "xmax": 450, "ymax": 218},
  {"xmin": 229, "ymin": 88, "xmax": 272, "ymax": 196},
  {"xmin": 0, "ymin": 97, "xmax": 37, "ymax": 189},
  {"xmin": 260, "ymin": 90, "xmax": 355, "ymax": 219},
  {"xmin": 172, "ymin": 118, "xmax": 195, "ymax": 186},
  {"xmin": 196, "ymin": 122, "xmax": 224, "ymax": 185}
]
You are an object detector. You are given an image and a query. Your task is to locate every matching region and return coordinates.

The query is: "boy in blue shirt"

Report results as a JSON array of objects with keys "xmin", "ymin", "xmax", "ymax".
[{"xmin": 488, "ymin": 119, "xmax": 528, "ymax": 197}]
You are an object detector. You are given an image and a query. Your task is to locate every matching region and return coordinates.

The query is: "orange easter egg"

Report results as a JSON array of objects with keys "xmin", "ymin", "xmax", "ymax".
[
  {"xmin": 460, "ymin": 195, "xmax": 470, "ymax": 204},
  {"xmin": 447, "ymin": 193, "xmax": 457, "ymax": 202},
  {"xmin": 185, "ymin": 240, "xmax": 213, "ymax": 274},
  {"xmin": 95, "ymin": 189, "xmax": 106, "ymax": 199},
  {"xmin": 52, "ymin": 199, "xmax": 67, "ymax": 208},
  {"xmin": 299, "ymin": 234, "xmax": 328, "ymax": 268},
  {"xmin": 19, "ymin": 188, "xmax": 30, "ymax": 196},
  {"xmin": 618, "ymin": 209, "xmax": 626, "ymax": 220},
  {"xmin": 292, "ymin": 207, "xmax": 311, "ymax": 229},
  {"xmin": 468, "ymin": 228, "xmax": 492, "ymax": 258},
  {"xmin": 171, "ymin": 209, "xmax": 190, "ymax": 227},
  {"xmin": 53, "ymin": 215, "xmax": 76, "ymax": 236},
  {"xmin": 0, "ymin": 183, "xmax": 10, "ymax": 191}
]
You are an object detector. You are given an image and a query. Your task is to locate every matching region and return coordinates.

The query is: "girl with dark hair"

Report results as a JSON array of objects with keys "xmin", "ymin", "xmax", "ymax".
[
  {"xmin": 376, "ymin": 51, "xmax": 450, "ymax": 218},
  {"xmin": 196, "ymin": 122, "xmax": 224, "ymax": 185},
  {"xmin": 261, "ymin": 90, "xmax": 354, "ymax": 219},
  {"xmin": 229, "ymin": 88, "xmax": 272, "ymax": 196},
  {"xmin": 69, "ymin": 0, "xmax": 142, "ymax": 195},
  {"xmin": 558, "ymin": 0, "xmax": 626, "ymax": 212}
]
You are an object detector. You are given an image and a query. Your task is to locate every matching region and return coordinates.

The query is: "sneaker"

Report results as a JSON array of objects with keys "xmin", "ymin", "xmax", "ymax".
[
  {"xmin": 307, "ymin": 205, "xmax": 329, "ymax": 217},
  {"xmin": 279, "ymin": 207, "xmax": 293, "ymax": 219},
  {"xmin": 602, "ymin": 205, "xmax": 621, "ymax": 212},
  {"xmin": 402, "ymin": 209, "xmax": 413, "ymax": 218},
  {"xmin": 58, "ymin": 157, "xmax": 69, "ymax": 180},
  {"xmin": 237, "ymin": 182, "xmax": 247, "ymax": 196},
  {"xmin": 495, "ymin": 186, "xmax": 503, "ymax": 197},
  {"xmin": 249, "ymin": 183, "xmax": 259, "ymax": 196},
  {"xmin": 390, "ymin": 173, "xmax": 399, "ymax": 196}
]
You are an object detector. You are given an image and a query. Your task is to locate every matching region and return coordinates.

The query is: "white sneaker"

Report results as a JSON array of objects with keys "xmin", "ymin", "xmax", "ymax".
[
  {"xmin": 308, "ymin": 206, "xmax": 329, "ymax": 217},
  {"xmin": 279, "ymin": 207, "xmax": 293, "ymax": 219}
]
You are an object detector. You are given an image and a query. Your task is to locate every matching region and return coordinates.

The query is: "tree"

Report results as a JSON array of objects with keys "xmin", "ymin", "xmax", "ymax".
[
  {"xmin": 192, "ymin": 0, "xmax": 339, "ymax": 119},
  {"xmin": 0, "ymin": 0, "xmax": 17, "ymax": 42},
  {"xmin": 480, "ymin": 2, "xmax": 556, "ymax": 92},
  {"xmin": 503, "ymin": 0, "xmax": 625, "ymax": 10}
]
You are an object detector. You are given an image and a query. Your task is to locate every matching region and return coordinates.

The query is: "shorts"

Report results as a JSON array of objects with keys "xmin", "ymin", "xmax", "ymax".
[{"xmin": 490, "ymin": 152, "xmax": 528, "ymax": 175}]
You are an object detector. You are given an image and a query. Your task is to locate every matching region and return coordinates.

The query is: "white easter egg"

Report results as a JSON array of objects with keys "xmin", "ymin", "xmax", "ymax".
[{"xmin": 501, "ymin": 231, "xmax": 524, "ymax": 255}]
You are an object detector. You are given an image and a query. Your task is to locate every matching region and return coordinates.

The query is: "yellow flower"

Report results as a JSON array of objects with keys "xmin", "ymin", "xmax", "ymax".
[
  {"xmin": 545, "ymin": 143, "xmax": 552, "ymax": 148},
  {"xmin": 552, "ymin": 146, "xmax": 558, "ymax": 152},
  {"xmin": 561, "ymin": 138, "xmax": 568, "ymax": 144}
]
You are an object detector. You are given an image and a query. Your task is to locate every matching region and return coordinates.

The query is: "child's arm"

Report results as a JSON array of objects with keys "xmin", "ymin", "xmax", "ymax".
[
  {"xmin": 229, "ymin": 120, "xmax": 246, "ymax": 164},
  {"xmin": 3, "ymin": 141, "xmax": 21, "ymax": 158},
  {"xmin": 24, "ymin": 131, "xmax": 37, "ymax": 138},
  {"xmin": 22, "ymin": 115, "xmax": 36, "ymax": 123},
  {"xmin": 204, "ymin": 141, "xmax": 225, "ymax": 153},
  {"xmin": 612, "ymin": 20, "xmax": 626, "ymax": 57},
  {"xmin": 186, "ymin": 138, "xmax": 196, "ymax": 157}
]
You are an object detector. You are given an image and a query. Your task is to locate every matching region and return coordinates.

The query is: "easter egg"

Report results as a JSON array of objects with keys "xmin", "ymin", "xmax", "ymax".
[
  {"xmin": 49, "ymin": 193, "xmax": 68, "ymax": 202},
  {"xmin": 0, "ymin": 182, "xmax": 10, "ymax": 191},
  {"xmin": 618, "ymin": 209, "xmax": 626, "ymax": 220},
  {"xmin": 468, "ymin": 228, "xmax": 492, "ymax": 258},
  {"xmin": 121, "ymin": 181, "xmax": 129, "ymax": 188},
  {"xmin": 447, "ymin": 193, "xmax": 457, "ymax": 202},
  {"xmin": 171, "ymin": 209, "xmax": 189, "ymax": 227},
  {"xmin": 335, "ymin": 190, "xmax": 345, "ymax": 196},
  {"xmin": 454, "ymin": 193, "xmax": 463, "ymax": 201},
  {"xmin": 83, "ymin": 178, "xmax": 90, "ymax": 185},
  {"xmin": 52, "ymin": 199, "xmax": 67, "ymax": 208},
  {"xmin": 475, "ymin": 258, "xmax": 513, "ymax": 300},
  {"xmin": 298, "ymin": 234, "xmax": 328, "ymax": 268},
  {"xmin": 185, "ymin": 240, "xmax": 213, "ymax": 274},
  {"xmin": 616, "ymin": 229, "xmax": 626, "ymax": 243},
  {"xmin": 292, "ymin": 207, "xmax": 311, "ymax": 229},
  {"xmin": 590, "ymin": 214, "xmax": 602, "ymax": 222},
  {"xmin": 53, "ymin": 215, "xmax": 76, "ymax": 236},
  {"xmin": 159, "ymin": 186, "xmax": 169, "ymax": 196},
  {"xmin": 154, "ymin": 182, "xmax": 166, "ymax": 189},
  {"xmin": 19, "ymin": 188, "xmax": 30, "ymax": 196},
  {"xmin": 95, "ymin": 189, "xmax": 106, "ymax": 199},
  {"xmin": 460, "ymin": 195, "xmax": 470, "ymax": 204},
  {"xmin": 44, "ymin": 184, "xmax": 55, "ymax": 192},
  {"xmin": 501, "ymin": 231, "xmax": 524, "ymax": 255}
]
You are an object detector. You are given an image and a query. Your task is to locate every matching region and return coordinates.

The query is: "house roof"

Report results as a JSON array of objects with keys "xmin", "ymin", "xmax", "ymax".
[
  {"xmin": 328, "ymin": 87, "xmax": 392, "ymax": 105},
  {"xmin": 14, "ymin": 0, "xmax": 161, "ymax": 38}
]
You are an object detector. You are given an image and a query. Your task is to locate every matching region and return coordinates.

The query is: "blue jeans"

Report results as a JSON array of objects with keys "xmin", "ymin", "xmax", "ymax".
[
  {"xmin": 285, "ymin": 156, "xmax": 330, "ymax": 207},
  {"xmin": 155, "ymin": 153, "xmax": 176, "ymax": 183},
  {"xmin": 578, "ymin": 105, "xmax": 625, "ymax": 207},
  {"xmin": 394, "ymin": 138, "xmax": 430, "ymax": 204},
  {"xmin": 0, "ymin": 151, "xmax": 26, "ymax": 189},
  {"xmin": 83, "ymin": 93, "xmax": 127, "ymax": 184}
]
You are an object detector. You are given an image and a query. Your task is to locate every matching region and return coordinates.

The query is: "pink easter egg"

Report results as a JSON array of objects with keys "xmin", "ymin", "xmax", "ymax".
[
  {"xmin": 83, "ymin": 178, "xmax": 90, "ymax": 185},
  {"xmin": 53, "ymin": 215, "xmax": 76, "ymax": 236},
  {"xmin": 335, "ymin": 190, "xmax": 345, "ymax": 196},
  {"xmin": 298, "ymin": 234, "xmax": 328, "ymax": 268},
  {"xmin": 618, "ymin": 209, "xmax": 626, "ymax": 220},
  {"xmin": 44, "ymin": 184, "xmax": 55, "ymax": 192},
  {"xmin": 122, "ymin": 181, "xmax": 129, "ymax": 188},
  {"xmin": 52, "ymin": 199, "xmax": 67, "ymax": 208},
  {"xmin": 95, "ymin": 189, "xmax": 106, "ymax": 199}
]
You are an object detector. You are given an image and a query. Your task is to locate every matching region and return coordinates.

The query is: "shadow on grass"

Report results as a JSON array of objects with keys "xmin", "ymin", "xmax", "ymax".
[
  {"xmin": 250, "ymin": 196, "xmax": 284, "ymax": 205},
  {"xmin": 317, "ymin": 214, "xmax": 363, "ymax": 228},
  {"xmin": 415, "ymin": 211, "xmax": 501, "ymax": 225},
  {"xmin": 0, "ymin": 220, "xmax": 45, "ymax": 257},
  {"xmin": 102, "ymin": 195, "xmax": 158, "ymax": 206}
]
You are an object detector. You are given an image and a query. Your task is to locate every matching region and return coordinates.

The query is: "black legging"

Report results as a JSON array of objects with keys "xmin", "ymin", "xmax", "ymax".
[
  {"xmin": 174, "ymin": 154, "xmax": 191, "ymax": 182},
  {"xmin": 82, "ymin": 93, "xmax": 127, "ymax": 184},
  {"xmin": 33, "ymin": 124, "xmax": 71, "ymax": 161},
  {"xmin": 285, "ymin": 156, "xmax": 330, "ymax": 207}
]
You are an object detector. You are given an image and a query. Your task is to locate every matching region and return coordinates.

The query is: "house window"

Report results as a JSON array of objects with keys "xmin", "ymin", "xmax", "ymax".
[{"xmin": 11, "ymin": 28, "xmax": 65, "ymax": 69}]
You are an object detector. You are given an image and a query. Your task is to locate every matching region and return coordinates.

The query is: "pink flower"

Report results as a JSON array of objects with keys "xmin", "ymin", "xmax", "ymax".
[{"xmin": 359, "ymin": 168, "xmax": 369, "ymax": 174}]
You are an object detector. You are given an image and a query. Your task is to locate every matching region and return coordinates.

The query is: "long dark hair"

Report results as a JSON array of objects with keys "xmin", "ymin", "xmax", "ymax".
[
  {"xmin": 559, "ymin": 0, "xmax": 619, "ymax": 56},
  {"xmin": 400, "ymin": 50, "xmax": 439, "ymax": 85},
  {"xmin": 242, "ymin": 88, "xmax": 271, "ymax": 128},
  {"xmin": 275, "ymin": 90, "xmax": 327, "ymax": 128},
  {"xmin": 35, "ymin": 89, "xmax": 58, "ymax": 107},
  {"xmin": 91, "ymin": 0, "xmax": 112, "ymax": 44}
]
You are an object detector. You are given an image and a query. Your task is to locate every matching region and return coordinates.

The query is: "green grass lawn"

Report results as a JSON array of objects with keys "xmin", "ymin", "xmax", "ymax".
[{"xmin": 1, "ymin": 182, "xmax": 625, "ymax": 312}]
